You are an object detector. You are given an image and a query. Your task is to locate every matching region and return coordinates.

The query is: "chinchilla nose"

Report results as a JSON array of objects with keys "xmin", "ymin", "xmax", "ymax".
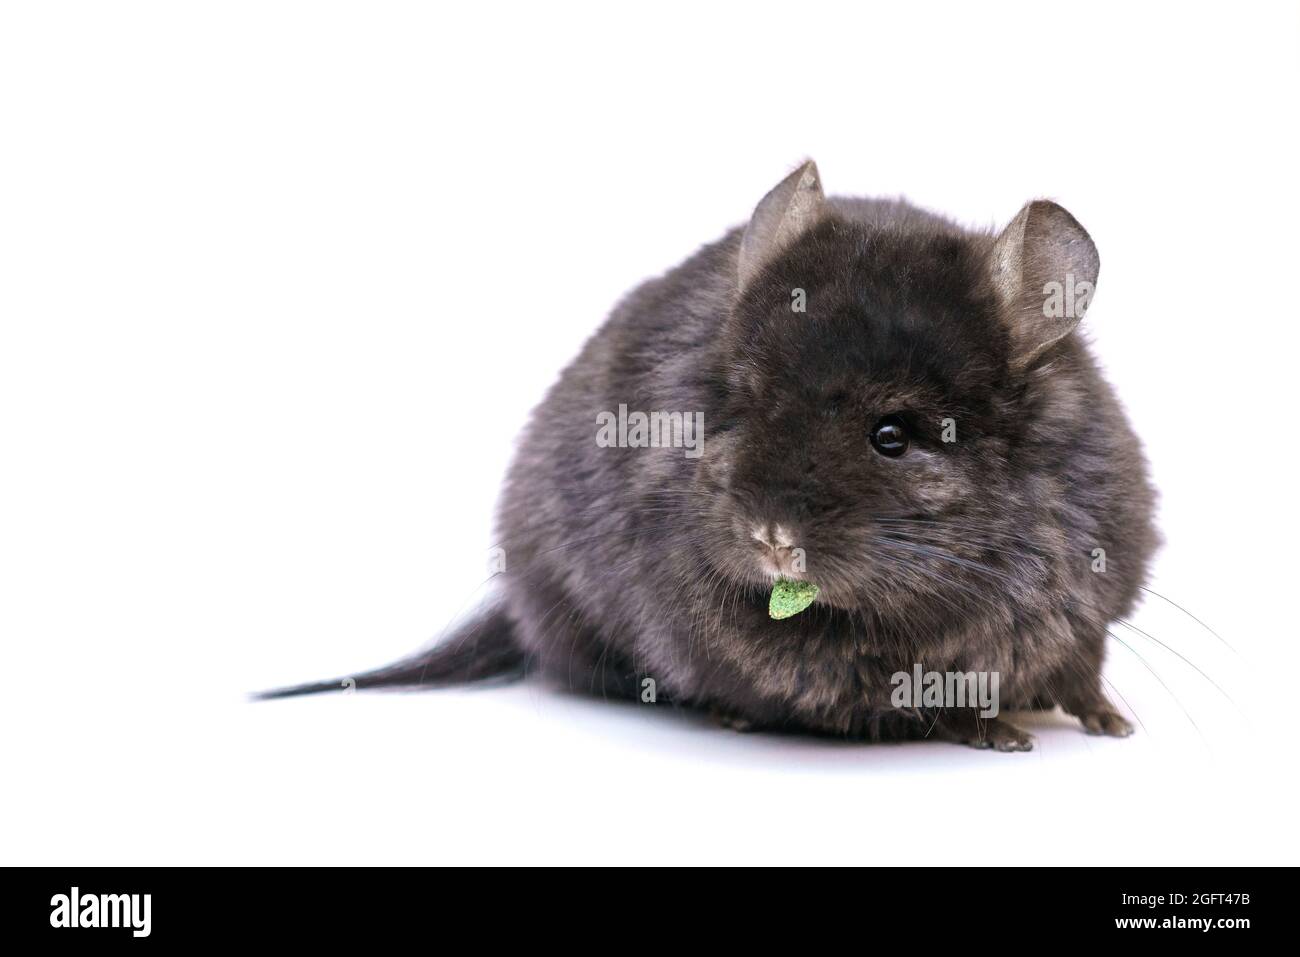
[
  {"xmin": 752, "ymin": 522, "xmax": 796, "ymax": 552},
  {"xmin": 750, "ymin": 522, "xmax": 804, "ymax": 576}
]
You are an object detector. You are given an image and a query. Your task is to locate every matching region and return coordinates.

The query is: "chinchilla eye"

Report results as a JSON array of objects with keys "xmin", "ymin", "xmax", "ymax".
[{"xmin": 870, "ymin": 415, "xmax": 910, "ymax": 457}]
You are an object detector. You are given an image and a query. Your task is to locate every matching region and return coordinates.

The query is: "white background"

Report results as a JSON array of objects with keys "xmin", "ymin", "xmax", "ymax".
[{"xmin": 2, "ymin": 1, "xmax": 1297, "ymax": 865}]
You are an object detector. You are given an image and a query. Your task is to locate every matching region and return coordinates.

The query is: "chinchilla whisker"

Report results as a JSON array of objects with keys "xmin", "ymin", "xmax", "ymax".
[
  {"xmin": 872, "ymin": 537, "xmax": 1021, "ymax": 590},
  {"xmin": 1113, "ymin": 616, "xmax": 1246, "ymax": 720},
  {"xmin": 868, "ymin": 552, "xmax": 1154, "ymax": 737},
  {"xmin": 1048, "ymin": 649, "xmax": 1150, "ymax": 739},
  {"xmin": 873, "ymin": 517, "xmax": 1050, "ymax": 543},
  {"xmin": 874, "ymin": 520, "xmax": 1074, "ymax": 563},
  {"xmin": 883, "ymin": 530, "xmax": 1237, "ymax": 686},
  {"xmin": 483, "ymin": 500, "xmax": 708, "ymax": 552},
  {"xmin": 892, "ymin": 524, "xmax": 1241, "ymax": 674},
  {"xmin": 1096, "ymin": 670, "xmax": 1149, "ymax": 738},
  {"xmin": 865, "ymin": 548, "xmax": 1009, "ymax": 623},
  {"xmin": 874, "ymin": 525, "xmax": 1044, "ymax": 562},
  {"xmin": 1106, "ymin": 629, "xmax": 1208, "ymax": 748},
  {"xmin": 528, "ymin": 524, "xmax": 718, "ymax": 559},
  {"xmin": 894, "ymin": 549, "xmax": 1234, "ymax": 721},
  {"xmin": 1138, "ymin": 584, "xmax": 1239, "ymax": 658}
]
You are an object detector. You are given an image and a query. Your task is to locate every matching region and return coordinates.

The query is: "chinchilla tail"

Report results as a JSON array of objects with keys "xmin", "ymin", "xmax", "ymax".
[{"xmin": 251, "ymin": 606, "xmax": 525, "ymax": 700}]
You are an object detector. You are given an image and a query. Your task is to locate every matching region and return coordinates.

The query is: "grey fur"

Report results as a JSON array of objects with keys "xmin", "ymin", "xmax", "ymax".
[{"xmin": 264, "ymin": 162, "xmax": 1159, "ymax": 751}]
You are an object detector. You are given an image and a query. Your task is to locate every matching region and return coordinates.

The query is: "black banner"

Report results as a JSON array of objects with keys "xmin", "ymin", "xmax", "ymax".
[{"xmin": 2, "ymin": 866, "xmax": 1283, "ymax": 945}]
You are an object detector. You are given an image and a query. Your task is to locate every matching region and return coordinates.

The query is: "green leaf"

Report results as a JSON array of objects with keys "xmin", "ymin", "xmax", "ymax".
[{"xmin": 768, "ymin": 578, "xmax": 819, "ymax": 619}]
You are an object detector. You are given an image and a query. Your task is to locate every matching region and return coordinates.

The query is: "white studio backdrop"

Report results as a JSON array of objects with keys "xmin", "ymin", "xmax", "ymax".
[{"xmin": 1, "ymin": 1, "xmax": 1297, "ymax": 865}]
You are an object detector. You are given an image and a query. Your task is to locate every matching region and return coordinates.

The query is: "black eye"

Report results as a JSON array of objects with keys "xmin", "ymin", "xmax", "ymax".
[{"xmin": 870, "ymin": 415, "xmax": 910, "ymax": 457}]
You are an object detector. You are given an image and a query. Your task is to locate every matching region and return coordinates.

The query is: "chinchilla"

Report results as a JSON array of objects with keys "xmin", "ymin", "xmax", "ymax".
[{"xmin": 259, "ymin": 161, "xmax": 1158, "ymax": 751}]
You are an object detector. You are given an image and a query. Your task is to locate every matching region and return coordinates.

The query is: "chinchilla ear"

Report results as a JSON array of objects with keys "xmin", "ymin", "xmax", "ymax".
[
  {"xmin": 738, "ymin": 160, "xmax": 828, "ymax": 290},
  {"xmin": 991, "ymin": 200, "xmax": 1100, "ymax": 369}
]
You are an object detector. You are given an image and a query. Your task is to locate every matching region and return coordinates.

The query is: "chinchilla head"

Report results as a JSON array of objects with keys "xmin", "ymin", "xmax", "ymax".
[{"xmin": 696, "ymin": 160, "xmax": 1102, "ymax": 623}]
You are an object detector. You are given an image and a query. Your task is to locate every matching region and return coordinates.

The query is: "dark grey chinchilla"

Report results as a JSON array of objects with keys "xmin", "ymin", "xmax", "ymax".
[{"xmin": 260, "ymin": 161, "xmax": 1158, "ymax": 752}]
